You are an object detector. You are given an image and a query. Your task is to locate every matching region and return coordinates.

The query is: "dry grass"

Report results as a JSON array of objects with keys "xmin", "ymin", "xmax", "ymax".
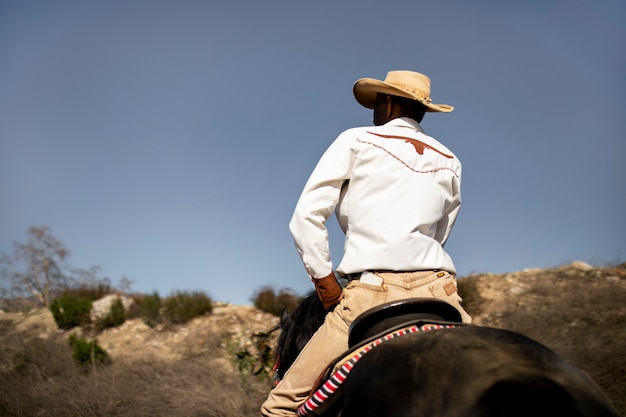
[
  {"xmin": 1, "ymin": 263, "xmax": 624, "ymax": 416},
  {"xmin": 459, "ymin": 265, "xmax": 626, "ymax": 416},
  {"xmin": 0, "ymin": 325, "xmax": 271, "ymax": 416}
]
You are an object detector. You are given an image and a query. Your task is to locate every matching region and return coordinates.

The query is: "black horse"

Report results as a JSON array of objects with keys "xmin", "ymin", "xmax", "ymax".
[{"xmin": 274, "ymin": 291, "xmax": 619, "ymax": 417}]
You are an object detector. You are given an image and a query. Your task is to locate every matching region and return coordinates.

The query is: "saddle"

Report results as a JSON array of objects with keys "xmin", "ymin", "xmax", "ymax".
[
  {"xmin": 348, "ymin": 297, "xmax": 463, "ymax": 347},
  {"xmin": 297, "ymin": 298, "xmax": 464, "ymax": 417}
]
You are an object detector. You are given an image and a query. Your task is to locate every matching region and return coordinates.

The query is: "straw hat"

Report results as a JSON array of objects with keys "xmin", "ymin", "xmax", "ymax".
[{"xmin": 353, "ymin": 70, "xmax": 453, "ymax": 112}]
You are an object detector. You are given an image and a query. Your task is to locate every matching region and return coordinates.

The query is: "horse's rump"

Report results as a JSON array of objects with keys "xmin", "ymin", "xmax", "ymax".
[{"xmin": 340, "ymin": 326, "xmax": 618, "ymax": 417}]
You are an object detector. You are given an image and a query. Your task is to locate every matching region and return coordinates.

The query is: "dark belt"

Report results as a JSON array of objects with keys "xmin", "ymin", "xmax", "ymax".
[
  {"xmin": 344, "ymin": 270, "xmax": 445, "ymax": 281},
  {"xmin": 344, "ymin": 273, "xmax": 361, "ymax": 281}
]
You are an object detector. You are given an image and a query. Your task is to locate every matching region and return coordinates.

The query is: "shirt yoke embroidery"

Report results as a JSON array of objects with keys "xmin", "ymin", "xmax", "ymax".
[
  {"xmin": 366, "ymin": 131, "xmax": 454, "ymax": 159},
  {"xmin": 355, "ymin": 137, "xmax": 459, "ymax": 177}
]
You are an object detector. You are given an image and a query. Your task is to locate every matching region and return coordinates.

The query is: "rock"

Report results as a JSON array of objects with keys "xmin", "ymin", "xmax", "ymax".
[
  {"xmin": 510, "ymin": 286, "xmax": 525, "ymax": 295},
  {"xmin": 570, "ymin": 261, "xmax": 593, "ymax": 271},
  {"xmin": 91, "ymin": 294, "xmax": 134, "ymax": 321}
]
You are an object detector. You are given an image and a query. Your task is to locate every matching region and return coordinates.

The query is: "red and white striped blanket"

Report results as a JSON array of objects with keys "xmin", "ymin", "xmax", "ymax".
[{"xmin": 297, "ymin": 323, "xmax": 458, "ymax": 417}]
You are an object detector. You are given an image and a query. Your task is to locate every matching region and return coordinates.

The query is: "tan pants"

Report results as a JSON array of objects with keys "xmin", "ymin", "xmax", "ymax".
[{"xmin": 261, "ymin": 270, "xmax": 472, "ymax": 416}]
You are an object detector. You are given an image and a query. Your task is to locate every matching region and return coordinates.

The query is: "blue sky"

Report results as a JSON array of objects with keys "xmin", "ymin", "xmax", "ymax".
[{"xmin": 1, "ymin": 1, "xmax": 624, "ymax": 306}]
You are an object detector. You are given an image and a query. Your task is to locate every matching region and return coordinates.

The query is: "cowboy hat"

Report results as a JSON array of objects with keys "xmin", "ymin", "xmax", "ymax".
[{"xmin": 353, "ymin": 70, "xmax": 453, "ymax": 113}]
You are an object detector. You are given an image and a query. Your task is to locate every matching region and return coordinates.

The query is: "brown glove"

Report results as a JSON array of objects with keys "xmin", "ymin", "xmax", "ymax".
[{"xmin": 312, "ymin": 272, "xmax": 342, "ymax": 311}]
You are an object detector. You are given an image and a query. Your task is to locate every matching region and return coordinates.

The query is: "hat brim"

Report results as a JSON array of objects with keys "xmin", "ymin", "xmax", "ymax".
[{"xmin": 353, "ymin": 78, "xmax": 454, "ymax": 113}]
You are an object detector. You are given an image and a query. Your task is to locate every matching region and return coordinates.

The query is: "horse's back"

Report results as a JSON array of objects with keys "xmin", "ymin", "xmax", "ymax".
[{"xmin": 340, "ymin": 326, "xmax": 619, "ymax": 417}]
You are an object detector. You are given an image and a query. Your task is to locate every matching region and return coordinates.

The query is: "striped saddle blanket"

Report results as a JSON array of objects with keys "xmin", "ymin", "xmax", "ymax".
[{"xmin": 297, "ymin": 322, "xmax": 458, "ymax": 417}]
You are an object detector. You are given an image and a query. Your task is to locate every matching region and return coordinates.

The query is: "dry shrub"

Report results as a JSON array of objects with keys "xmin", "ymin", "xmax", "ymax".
[
  {"xmin": 46, "ymin": 359, "xmax": 268, "ymax": 417},
  {"xmin": 65, "ymin": 282, "xmax": 112, "ymax": 302},
  {"xmin": 457, "ymin": 276, "xmax": 483, "ymax": 314},
  {"xmin": 0, "ymin": 315, "xmax": 270, "ymax": 417},
  {"xmin": 162, "ymin": 291, "xmax": 213, "ymax": 325},
  {"xmin": 133, "ymin": 292, "xmax": 161, "ymax": 327},
  {"xmin": 0, "ymin": 330, "xmax": 77, "ymax": 416},
  {"xmin": 0, "ymin": 332, "xmax": 270, "ymax": 416},
  {"xmin": 0, "ymin": 329, "xmax": 75, "ymax": 381},
  {"xmin": 251, "ymin": 286, "xmax": 301, "ymax": 316}
]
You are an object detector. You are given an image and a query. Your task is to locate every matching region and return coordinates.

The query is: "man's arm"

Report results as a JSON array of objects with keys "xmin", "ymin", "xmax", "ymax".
[
  {"xmin": 435, "ymin": 168, "xmax": 462, "ymax": 246},
  {"xmin": 289, "ymin": 132, "xmax": 354, "ymax": 279}
]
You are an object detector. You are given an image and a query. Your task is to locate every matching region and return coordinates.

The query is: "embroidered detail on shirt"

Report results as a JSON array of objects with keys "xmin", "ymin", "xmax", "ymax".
[
  {"xmin": 356, "ymin": 137, "xmax": 459, "ymax": 177},
  {"xmin": 366, "ymin": 132, "xmax": 454, "ymax": 159}
]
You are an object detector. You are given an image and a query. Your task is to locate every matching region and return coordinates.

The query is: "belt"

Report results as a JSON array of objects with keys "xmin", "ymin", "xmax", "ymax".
[
  {"xmin": 345, "ymin": 270, "xmax": 396, "ymax": 280},
  {"xmin": 345, "ymin": 272, "xmax": 362, "ymax": 281},
  {"xmin": 345, "ymin": 269, "xmax": 445, "ymax": 281}
]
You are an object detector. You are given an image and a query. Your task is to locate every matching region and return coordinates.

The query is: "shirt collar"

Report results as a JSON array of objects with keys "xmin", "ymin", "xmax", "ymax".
[{"xmin": 384, "ymin": 117, "xmax": 425, "ymax": 134}]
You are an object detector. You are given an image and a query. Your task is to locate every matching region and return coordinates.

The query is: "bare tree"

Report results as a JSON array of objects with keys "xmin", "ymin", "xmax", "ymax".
[
  {"xmin": 0, "ymin": 226, "xmax": 73, "ymax": 307},
  {"xmin": 118, "ymin": 275, "xmax": 134, "ymax": 293},
  {"xmin": 73, "ymin": 265, "xmax": 111, "ymax": 289}
]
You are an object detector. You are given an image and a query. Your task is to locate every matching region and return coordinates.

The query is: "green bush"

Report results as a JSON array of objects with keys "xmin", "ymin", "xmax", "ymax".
[
  {"xmin": 251, "ymin": 286, "xmax": 301, "ymax": 316},
  {"xmin": 162, "ymin": 291, "xmax": 213, "ymax": 325},
  {"xmin": 68, "ymin": 333, "xmax": 110, "ymax": 368},
  {"xmin": 95, "ymin": 297, "xmax": 126, "ymax": 331},
  {"xmin": 137, "ymin": 292, "xmax": 162, "ymax": 327},
  {"xmin": 49, "ymin": 293, "xmax": 93, "ymax": 330},
  {"xmin": 229, "ymin": 334, "xmax": 275, "ymax": 384}
]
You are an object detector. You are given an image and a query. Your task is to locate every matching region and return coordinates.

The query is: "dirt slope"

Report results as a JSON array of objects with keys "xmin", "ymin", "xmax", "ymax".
[{"xmin": 1, "ymin": 261, "xmax": 624, "ymax": 415}]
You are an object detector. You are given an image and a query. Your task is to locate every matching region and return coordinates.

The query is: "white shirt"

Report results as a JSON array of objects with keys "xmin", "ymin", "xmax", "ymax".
[{"xmin": 289, "ymin": 117, "xmax": 461, "ymax": 279}]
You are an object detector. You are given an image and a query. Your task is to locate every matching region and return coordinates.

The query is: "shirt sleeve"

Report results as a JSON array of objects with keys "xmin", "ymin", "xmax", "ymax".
[
  {"xmin": 289, "ymin": 132, "xmax": 354, "ymax": 279},
  {"xmin": 435, "ymin": 165, "xmax": 462, "ymax": 247}
]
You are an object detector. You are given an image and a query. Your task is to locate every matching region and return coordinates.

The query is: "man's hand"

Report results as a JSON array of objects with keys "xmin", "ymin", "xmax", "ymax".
[{"xmin": 312, "ymin": 272, "xmax": 342, "ymax": 311}]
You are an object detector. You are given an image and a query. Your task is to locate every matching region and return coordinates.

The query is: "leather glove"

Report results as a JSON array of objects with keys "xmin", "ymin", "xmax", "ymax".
[{"xmin": 312, "ymin": 272, "xmax": 342, "ymax": 311}]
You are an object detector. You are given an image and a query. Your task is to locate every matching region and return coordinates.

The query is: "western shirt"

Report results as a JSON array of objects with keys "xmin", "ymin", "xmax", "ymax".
[{"xmin": 289, "ymin": 117, "xmax": 461, "ymax": 279}]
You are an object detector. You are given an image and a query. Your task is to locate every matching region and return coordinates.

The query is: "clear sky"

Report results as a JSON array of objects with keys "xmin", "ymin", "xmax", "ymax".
[{"xmin": 1, "ymin": 1, "xmax": 624, "ymax": 306}]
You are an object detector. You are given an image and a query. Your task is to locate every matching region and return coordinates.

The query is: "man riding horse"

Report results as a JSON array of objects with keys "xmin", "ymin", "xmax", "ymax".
[{"xmin": 261, "ymin": 70, "xmax": 472, "ymax": 416}]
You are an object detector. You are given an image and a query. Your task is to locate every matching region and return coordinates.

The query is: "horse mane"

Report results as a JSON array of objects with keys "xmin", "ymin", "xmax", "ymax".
[{"xmin": 275, "ymin": 290, "xmax": 327, "ymax": 381}]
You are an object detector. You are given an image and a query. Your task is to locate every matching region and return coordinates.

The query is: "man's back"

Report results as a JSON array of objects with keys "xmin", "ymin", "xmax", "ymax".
[{"xmin": 291, "ymin": 117, "xmax": 461, "ymax": 277}]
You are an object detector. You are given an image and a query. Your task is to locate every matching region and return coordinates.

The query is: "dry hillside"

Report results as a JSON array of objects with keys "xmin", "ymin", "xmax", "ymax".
[{"xmin": 1, "ymin": 261, "xmax": 624, "ymax": 416}]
